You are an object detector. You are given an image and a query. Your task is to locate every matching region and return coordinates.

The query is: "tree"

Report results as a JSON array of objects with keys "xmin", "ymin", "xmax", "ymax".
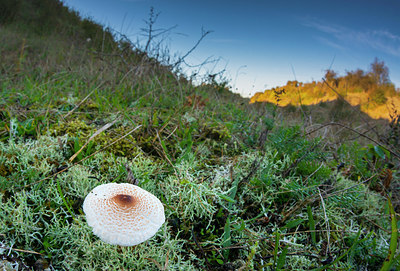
[
  {"xmin": 325, "ymin": 69, "xmax": 339, "ymax": 87},
  {"xmin": 370, "ymin": 58, "xmax": 390, "ymax": 86},
  {"xmin": 324, "ymin": 69, "xmax": 337, "ymax": 81}
]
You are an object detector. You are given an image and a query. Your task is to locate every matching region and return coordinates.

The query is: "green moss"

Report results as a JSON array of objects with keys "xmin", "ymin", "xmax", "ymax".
[
  {"xmin": 202, "ymin": 121, "xmax": 231, "ymax": 141},
  {"xmin": 51, "ymin": 120, "xmax": 141, "ymax": 158},
  {"xmin": 51, "ymin": 119, "xmax": 91, "ymax": 137}
]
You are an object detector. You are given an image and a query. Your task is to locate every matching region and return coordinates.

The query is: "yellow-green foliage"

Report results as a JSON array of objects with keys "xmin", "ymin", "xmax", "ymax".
[{"xmin": 250, "ymin": 59, "xmax": 399, "ymax": 120}]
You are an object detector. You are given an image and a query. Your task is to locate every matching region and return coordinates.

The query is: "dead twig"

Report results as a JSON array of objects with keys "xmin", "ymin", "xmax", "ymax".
[
  {"xmin": 192, "ymin": 229, "xmax": 212, "ymax": 270},
  {"xmin": 322, "ymin": 78, "xmax": 380, "ymax": 137},
  {"xmin": 306, "ymin": 122, "xmax": 400, "ymax": 160},
  {"xmin": 173, "ymin": 27, "xmax": 213, "ymax": 69},
  {"xmin": 238, "ymin": 158, "xmax": 261, "ymax": 187}
]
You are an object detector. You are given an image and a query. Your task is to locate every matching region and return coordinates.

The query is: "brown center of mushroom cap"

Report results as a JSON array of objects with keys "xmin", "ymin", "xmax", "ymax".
[{"xmin": 112, "ymin": 194, "xmax": 137, "ymax": 207}]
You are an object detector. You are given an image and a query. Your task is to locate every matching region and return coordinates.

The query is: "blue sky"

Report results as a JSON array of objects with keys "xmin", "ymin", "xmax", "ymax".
[{"xmin": 62, "ymin": 0, "xmax": 400, "ymax": 97}]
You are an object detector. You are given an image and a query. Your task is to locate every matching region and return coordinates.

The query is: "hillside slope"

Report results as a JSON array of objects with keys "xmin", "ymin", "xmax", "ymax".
[{"xmin": 251, "ymin": 63, "xmax": 400, "ymax": 120}]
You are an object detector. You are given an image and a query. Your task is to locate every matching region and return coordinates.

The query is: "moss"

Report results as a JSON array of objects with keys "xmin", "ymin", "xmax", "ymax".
[
  {"xmin": 51, "ymin": 119, "xmax": 141, "ymax": 158},
  {"xmin": 201, "ymin": 121, "xmax": 231, "ymax": 141},
  {"xmin": 51, "ymin": 119, "xmax": 91, "ymax": 137}
]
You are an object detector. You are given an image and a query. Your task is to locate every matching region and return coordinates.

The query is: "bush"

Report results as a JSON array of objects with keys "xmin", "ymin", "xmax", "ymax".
[{"xmin": 370, "ymin": 87, "xmax": 388, "ymax": 105}]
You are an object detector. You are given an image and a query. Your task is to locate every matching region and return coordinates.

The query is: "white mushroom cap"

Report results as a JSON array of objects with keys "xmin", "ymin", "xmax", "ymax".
[{"xmin": 83, "ymin": 183, "xmax": 165, "ymax": 246}]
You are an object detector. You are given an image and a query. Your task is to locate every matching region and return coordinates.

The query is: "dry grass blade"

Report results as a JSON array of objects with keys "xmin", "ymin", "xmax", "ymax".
[
  {"xmin": 281, "ymin": 196, "xmax": 318, "ymax": 223},
  {"xmin": 23, "ymin": 125, "xmax": 142, "ymax": 188},
  {"xmin": 63, "ymin": 87, "xmax": 98, "ymax": 119},
  {"xmin": 1, "ymin": 246, "xmax": 43, "ymax": 256},
  {"xmin": 318, "ymin": 188, "xmax": 331, "ymax": 256},
  {"xmin": 69, "ymin": 116, "xmax": 120, "ymax": 162},
  {"xmin": 164, "ymin": 250, "xmax": 169, "ymax": 270},
  {"xmin": 144, "ymin": 250, "xmax": 169, "ymax": 270},
  {"xmin": 156, "ymin": 130, "xmax": 177, "ymax": 175},
  {"xmin": 144, "ymin": 258, "xmax": 163, "ymax": 270}
]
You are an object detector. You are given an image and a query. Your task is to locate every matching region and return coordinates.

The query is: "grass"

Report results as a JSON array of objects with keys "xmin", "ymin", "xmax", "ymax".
[{"xmin": 1, "ymin": 0, "xmax": 400, "ymax": 269}]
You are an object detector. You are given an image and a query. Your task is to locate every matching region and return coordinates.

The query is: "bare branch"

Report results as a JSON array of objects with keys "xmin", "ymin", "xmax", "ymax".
[
  {"xmin": 322, "ymin": 78, "xmax": 381, "ymax": 138},
  {"xmin": 143, "ymin": 7, "xmax": 160, "ymax": 52},
  {"xmin": 306, "ymin": 122, "xmax": 400, "ymax": 160},
  {"xmin": 173, "ymin": 27, "xmax": 213, "ymax": 68}
]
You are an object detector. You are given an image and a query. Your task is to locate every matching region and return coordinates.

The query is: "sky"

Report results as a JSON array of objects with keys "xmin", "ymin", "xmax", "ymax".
[{"xmin": 62, "ymin": 0, "xmax": 400, "ymax": 97}]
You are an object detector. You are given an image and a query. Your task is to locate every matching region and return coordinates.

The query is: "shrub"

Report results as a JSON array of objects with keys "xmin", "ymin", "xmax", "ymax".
[{"xmin": 370, "ymin": 87, "xmax": 388, "ymax": 105}]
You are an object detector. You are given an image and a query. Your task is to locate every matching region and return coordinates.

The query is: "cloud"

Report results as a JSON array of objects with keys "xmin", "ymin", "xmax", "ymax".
[
  {"xmin": 304, "ymin": 21, "xmax": 342, "ymax": 35},
  {"xmin": 314, "ymin": 36, "xmax": 345, "ymax": 50},
  {"xmin": 303, "ymin": 18, "xmax": 400, "ymax": 57},
  {"xmin": 365, "ymin": 30, "xmax": 400, "ymax": 56}
]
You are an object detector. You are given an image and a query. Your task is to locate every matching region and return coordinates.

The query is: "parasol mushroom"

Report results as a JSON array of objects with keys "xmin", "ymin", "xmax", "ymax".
[{"xmin": 83, "ymin": 183, "xmax": 165, "ymax": 246}]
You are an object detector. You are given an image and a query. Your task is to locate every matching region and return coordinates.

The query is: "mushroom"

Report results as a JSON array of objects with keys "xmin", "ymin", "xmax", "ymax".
[{"xmin": 83, "ymin": 183, "xmax": 165, "ymax": 246}]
